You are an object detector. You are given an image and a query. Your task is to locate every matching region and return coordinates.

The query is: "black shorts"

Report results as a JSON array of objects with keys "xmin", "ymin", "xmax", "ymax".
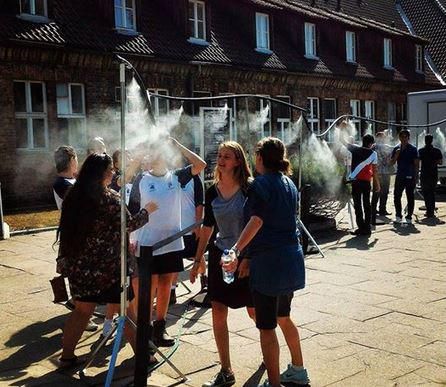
[
  {"xmin": 75, "ymin": 282, "xmax": 134, "ymax": 304},
  {"xmin": 180, "ymin": 235, "xmax": 198, "ymax": 259},
  {"xmin": 252, "ymin": 289, "xmax": 293, "ymax": 330},
  {"xmin": 151, "ymin": 251, "xmax": 184, "ymax": 275}
]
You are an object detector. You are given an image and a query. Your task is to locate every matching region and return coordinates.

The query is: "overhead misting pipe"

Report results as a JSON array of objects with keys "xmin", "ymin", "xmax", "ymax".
[{"xmin": 316, "ymin": 114, "xmax": 446, "ymax": 138}]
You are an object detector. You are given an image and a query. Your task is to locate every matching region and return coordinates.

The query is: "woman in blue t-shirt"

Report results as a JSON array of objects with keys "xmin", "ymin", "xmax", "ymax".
[{"xmin": 230, "ymin": 137, "xmax": 309, "ymax": 387}]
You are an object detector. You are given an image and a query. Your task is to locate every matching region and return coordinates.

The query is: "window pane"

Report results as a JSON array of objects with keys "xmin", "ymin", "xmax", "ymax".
[
  {"xmin": 197, "ymin": 3, "xmax": 204, "ymax": 21},
  {"xmin": 56, "ymin": 83, "xmax": 68, "ymax": 97},
  {"xmin": 324, "ymin": 100, "xmax": 336, "ymax": 119},
  {"xmin": 125, "ymin": 9, "xmax": 134, "ymax": 29},
  {"xmin": 33, "ymin": 119, "xmax": 46, "ymax": 148},
  {"xmin": 115, "ymin": 0, "xmax": 122, "ymax": 6},
  {"xmin": 20, "ymin": 0, "xmax": 31, "ymax": 13},
  {"xmin": 189, "ymin": 20, "xmax": 195, "ymax": 37},
  {"xmin": 115, "ymin": 6, "xmax": 123, "ymax": 27},
  {"xmin": 14, "ymin": 82, "xmax": 27, "ymax": 112},
  {"xmin": 189, "ymin": 1, "xmax": 195, "ymax": 18},
  {"xmin": 30, "ymin": 83, "xmax": 44, "ymax": 112},
  {"xmin": 68, "ymin": 118, "xmax": 86, "ymax": 147},
  {"xmin": 15, "ymin": 119, "xmax": 28, "ymax": 148},
  {"xmin": 70, "ymin": 85, "xmax": 84, "ymax": 114},
  {"xmin": 158, "ymin": 98, "xmax": 169, "ymax": 116},
  {"xmin": 197, "ymin": 21, "xmax": 204, "ymax": 39},
  {"xmin": 35, "ymin": 0, "xmax": 45, "ymax": 15},
  {"xmin": 57, "ymin": 97, "xmax": 69, "ymax": 115},
  {"xmin": 126, "ymin": 0, "xmax": 133, "ymax": 8}
]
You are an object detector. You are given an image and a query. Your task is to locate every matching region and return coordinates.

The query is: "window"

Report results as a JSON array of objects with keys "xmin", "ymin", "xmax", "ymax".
[
  {"xmin": 19, "ymin": 0, "xmax": 47, "ymax": 16},
  {"xmin": 192, "ymin": 91, "xmax": 212, "ymax": 116},
  {"xmin": 323, "ymin": 98, "xmax": 337, "ymax": 140},
  {"xmin": 14, "ymin": 81, "xmax": 47, "ymax": 149},
  {"xmin": 307, "ymin": 97, "xmax": 319, "ymax": 133},
  {"xmin": 397, "ymin": 102, "xmax": 407, "ymax": 126},
  {"xmin": 114, "ymin": 0, "xmax": 136, "ymax": 31},
  {"xmin": 350, "ymin": 99, "xmax": 361, "ymax": 135},
  {"xmin": 56, "ymin": 83, "xmax": 86, "ymax": 147},
  {"xmin": 275, "ymin": 96, "xmax": 291, "ymax": 143},
  {"xmin": 256, "ymin": 96, "xmax": 271, "ymax": 138},
  {"xmin": 416, "ymin": 44, "xmax": 423, "ymax": 73},
  {"xmin": 383, "ymin": 38, "xmax": 393, "ymax": 68},
  {"xmin": 256, "ymin": 13, "xmax": 270, "ymax": 52},
  {"xmin": 387, "ymin": 101, "xmax": 396, "ymax": 134},
  {"xmin": 364, "ymin": 100, "xmax": 375, "ymax": 131},
  {"xmin": 304, "ymin": 22, "xmax": 317, "ymax": 58},
  {"xmin": 188, "ymin": 0, "xmax": 206, "ymax": 42},
  {"xmin": 148, "ymin": 89, "xmax": 170, "ymax": 117},
  {"xmin": 345, "ymin": 31, "xmax": 356, "ymax": 63}
]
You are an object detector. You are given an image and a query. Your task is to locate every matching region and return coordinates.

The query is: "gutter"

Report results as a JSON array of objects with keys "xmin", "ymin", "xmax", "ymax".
[{"xmin": 396, "ymin": 2, "xmax": 446, "ymax": 86}]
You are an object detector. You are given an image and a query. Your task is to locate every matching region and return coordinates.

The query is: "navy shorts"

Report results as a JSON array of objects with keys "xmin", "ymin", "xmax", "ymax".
[{"xmin": 252, "ymin": 289, "xmax": 293, "ymax": 330}]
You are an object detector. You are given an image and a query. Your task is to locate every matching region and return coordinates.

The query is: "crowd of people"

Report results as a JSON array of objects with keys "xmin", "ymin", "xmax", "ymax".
[
  {"xmin": 52, "ymin": 135, "xmax": 309, "ymax": 387},
  {"xmin": 341, "ymin": 126, "xmax": 443, "ymax": 236},
  {"xmin": 51, "ymin": 127, "xmax": 443, "ymax": 386}
]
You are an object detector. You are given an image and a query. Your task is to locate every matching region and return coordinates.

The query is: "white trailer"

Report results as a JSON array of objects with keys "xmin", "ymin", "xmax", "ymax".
[{"xmin": 407, "ymin": 89, "xmax": 446, "ymax": 186}]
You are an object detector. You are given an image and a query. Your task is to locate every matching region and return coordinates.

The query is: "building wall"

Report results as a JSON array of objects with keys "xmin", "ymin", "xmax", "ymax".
[{"xmin": 0, "ymin": 45, "xmax": 432, "ymax": 209}]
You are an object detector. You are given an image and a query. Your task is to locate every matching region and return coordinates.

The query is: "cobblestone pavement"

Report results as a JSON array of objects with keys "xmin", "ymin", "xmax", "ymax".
[{"xmin": 1, "ymin": 195, "xmax": 445, "ymax": 386}]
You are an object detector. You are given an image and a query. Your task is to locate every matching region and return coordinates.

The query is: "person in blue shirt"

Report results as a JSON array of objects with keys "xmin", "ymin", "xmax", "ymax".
[
  {"xmin": 229, "ymin": 137, "xmax": 309, "ymax": 387},
  {"xmin": 391, "ymin": 129, "xmax": 419, "ymax": 224}
]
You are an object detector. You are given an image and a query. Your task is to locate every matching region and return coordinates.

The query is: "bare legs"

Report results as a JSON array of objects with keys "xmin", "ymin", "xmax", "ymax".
[{"xmin": 277, "ymin": 316, "xmax": 304, "ymax": 367}]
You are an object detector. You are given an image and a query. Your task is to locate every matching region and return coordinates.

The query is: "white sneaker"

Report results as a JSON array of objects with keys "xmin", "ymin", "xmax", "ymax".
[{"xmin": 394, "ymin": 216, "xmax": 402, "ymax": 223}]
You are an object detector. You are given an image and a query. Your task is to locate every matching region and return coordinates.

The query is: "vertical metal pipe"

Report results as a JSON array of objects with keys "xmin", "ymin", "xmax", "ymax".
[
  {"xmin": 134, "ymin": 246, "xmax": 153, "ymax": 386},
  {"xmin": 119, "ymin": 63, "xmax": 127, "ymax": 318},
  {"xmin": 0, "ymin": 182, "xmax": 4, "ymax": 240}
]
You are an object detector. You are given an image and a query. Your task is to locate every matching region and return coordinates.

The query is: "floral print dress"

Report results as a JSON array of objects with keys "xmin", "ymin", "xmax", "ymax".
[{"xmin": 60, "ymin": 190, "xmax": 148, "ymax": 299}]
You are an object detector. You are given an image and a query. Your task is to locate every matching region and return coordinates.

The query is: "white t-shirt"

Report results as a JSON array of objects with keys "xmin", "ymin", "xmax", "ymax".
[
  {"xmin": 135, "ymin": 166, "xmax": 193, "ymax": 256},
  {"xmin": 181, "ymin": 175, "xmax": 204, "ymax": 235}
]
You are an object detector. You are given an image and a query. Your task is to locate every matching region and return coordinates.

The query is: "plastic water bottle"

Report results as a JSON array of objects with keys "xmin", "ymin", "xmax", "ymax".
[{"xmin": 221, "ymin": 249, "xmax": 235, "ymax": 284}]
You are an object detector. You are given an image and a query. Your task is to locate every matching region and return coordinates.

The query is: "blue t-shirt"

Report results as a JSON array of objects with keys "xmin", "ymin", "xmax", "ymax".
[
  {"xmin": 391, "ymin": 143, "xmax": 419, "ymax": 179},
  {"xmin": 244, "ymin": 173, "xmax": 305, "ymax": 296}
]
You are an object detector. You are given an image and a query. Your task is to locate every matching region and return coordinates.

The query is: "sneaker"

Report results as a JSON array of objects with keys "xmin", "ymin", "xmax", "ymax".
[
  {"xmin": 394, "ymin": 216, "xmax": 403, "ymax": 223},
  {"xmin": 152, "ymin": 319, "xmax": 175, "ymax": 347},
  {"xmin": 280, "ymin": 364, "xmax": 310, "ymax": 385},
  {"xmin": 379, "ymin": 210, "xmax": 392, "ymax": 216},
  {"xmin": 405, "ymin": 218, "xmax": 412, "ymax": 225},
  {"xmin": 85, "ymin": 321, "xmax": 98, "ymax": 332},
  {"xmin": 202, "ymin": 369, "xmax": 235, "ymax": 387}
]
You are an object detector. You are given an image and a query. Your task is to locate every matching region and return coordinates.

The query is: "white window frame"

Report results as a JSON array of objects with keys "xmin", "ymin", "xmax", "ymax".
[
  {"xmin": 147, "ymin": 88, "xmax": 170, "ymax": 117},
  {"xmin": 188, "ymin": 0, "xmax": 207, "ymax": 45},
  {"xmin": 345, "ymin": 31, "xmax": 356, "ymax": 63},
  {"xmin": 114, "ymin": 0, "xmax": 137, "ymax": 32},
  {"xmin": 383, "ymin": 38, "xmax": 393, "ymax": 69},
  {"xmin": 350, "ymin": 99, "xmax": 361, "ymax": 138},
  {"xmin": 307, "ymin": 97, "xmax": 320, "ymax": 133},
  {"xmin": 18, "ymin": 0, "xmax": 48, "ymax": 22},
  {"xmin": 56, "ymin": 83, "xmax": 87, "ymax": 147},
  {"xmin": 255, "ymin": 12, "xmax": 271, "ymax": 53},
  {"xmin": 14, "ymin": 80, "xmax": 48, "ymax": 150},
  {"xmin": 257, "ymin": 95, "xmax": 272, "ymax": 138},
  {"xmin": 323, "ymin": 98, "xmax": 337, "ymax": 141},
  {"xmin": 275, "ymin": 96, "xmax": 292, "ymax": 143},
  {"xmin": 57, "ymin": 83, "xmax": 86, "ymax": 118},
  {"xmin": 364, "ymin": 100, "xmax": 375, "ymax": 131},
  {"xmin": 416, "ymin": 44, "xmax": 423, "ymax": 73},
  {"xmin": 304, "ymin": 22, "xmax": 317, "ymax": 59}
]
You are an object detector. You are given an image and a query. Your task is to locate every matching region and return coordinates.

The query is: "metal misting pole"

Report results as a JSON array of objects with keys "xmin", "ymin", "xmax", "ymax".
[
  {"xmin": 103, "ymin": 62, "xmax": 128, "ymax": 387},
  {"xmin": 0, "ymin": 182, "xmax": 5, "ymax": 240}
]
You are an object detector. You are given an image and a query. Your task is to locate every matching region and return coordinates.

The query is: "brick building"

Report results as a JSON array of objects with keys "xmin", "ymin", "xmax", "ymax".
[{"xmin": 0, "ymin": 0, "xmax": 441, "ymax": 209}]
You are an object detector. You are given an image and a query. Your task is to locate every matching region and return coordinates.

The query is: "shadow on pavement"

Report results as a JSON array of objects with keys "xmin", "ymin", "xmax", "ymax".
[
  {"xmin": 344, "ymin": 236, "xmax": 378, "ymax": 250},
  {"xmin": 390, "ymin": 223, "xmax": 421, "ymax": 236},
  {"xmin": 242, "ymin": 362, "xmax": 266, "ymax": 387}
]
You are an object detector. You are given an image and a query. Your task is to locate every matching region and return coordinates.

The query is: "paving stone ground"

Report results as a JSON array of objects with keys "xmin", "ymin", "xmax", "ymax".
[{"xmin": 1, "ymin": 193, "xmax": 445, "ymax": 386}]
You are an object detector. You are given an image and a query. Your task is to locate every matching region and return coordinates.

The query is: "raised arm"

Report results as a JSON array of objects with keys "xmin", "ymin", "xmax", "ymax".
[{"xmin": 170, "ymin": 137, "xmax": 206, "ymax": 176}]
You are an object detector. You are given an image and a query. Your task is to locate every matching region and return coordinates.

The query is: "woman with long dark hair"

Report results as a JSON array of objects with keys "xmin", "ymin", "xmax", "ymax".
[
  {"xmin": 57, "ymin": 153, "xmax": 158, "ymax": 365},
  {"xmin": 230, "ymin": 137, "xmax": 309, "ymax": 387},
  {"xmin": 190, "ymin": 141, "xmax": 255, "ymax": 387}
]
